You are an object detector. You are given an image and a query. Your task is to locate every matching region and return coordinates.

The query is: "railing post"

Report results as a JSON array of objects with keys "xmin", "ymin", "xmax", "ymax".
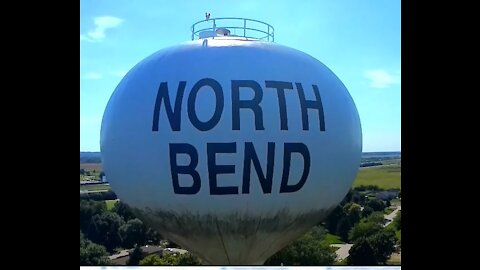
[
  {"xmin": 244, "ymin": 19, "xmax": 246, "ymax": 37},
  {"xmin": 213, "ymin": 19, "xmax": 216, "ymax": 39}
]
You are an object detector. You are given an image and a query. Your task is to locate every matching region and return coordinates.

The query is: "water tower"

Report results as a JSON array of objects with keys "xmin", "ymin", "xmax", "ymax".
[{"xmin": 101, "ymin": 17, "xmax": 362, "ymax": 265}]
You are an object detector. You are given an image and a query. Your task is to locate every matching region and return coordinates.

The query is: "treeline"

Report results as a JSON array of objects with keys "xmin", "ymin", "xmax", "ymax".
[
  {"xmin": 80, "ymin": 157, "xmax": 102, "ymax": 163},
  {"xmin": 80, "ymin": 190, "xmax": 117, "ymax": 201},
  {"xmin": 361, "ymin": 156, "xmax": 400, "ymax": 163},
  {"xmin": 360, "ymin": 162, "xmax": 383, "ymax": 167},
  {"xmin": 80, "ymin": 199, "xmax": 162, "ymax": 265}
]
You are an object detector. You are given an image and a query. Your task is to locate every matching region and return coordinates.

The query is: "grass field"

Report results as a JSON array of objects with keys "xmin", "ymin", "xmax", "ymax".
[
  {"xmin": 323, "ymin": 233, "xmax": 344, "ymax": 245},
  {"xmin": 382, "ymin": 159, "xmax": 401, "ymax": 165},
  {"xmin": 105, "ymin": 199, "xmax": 119, "ymax": 210},
  {"xmin": 353, "ymin": 164, "xmax": 401, "ymax": 190},
  {"xmin": 80, "ymin": 184, "xmax": 111, "ymax": 191},
  {"xmin": 80, "ymin": 163, "xmax": 103, "ymax": 172}
]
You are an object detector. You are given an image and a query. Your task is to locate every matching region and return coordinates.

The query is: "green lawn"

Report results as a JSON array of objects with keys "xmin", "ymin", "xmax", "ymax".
[
  {"xmin": 390, "ymin": 198, "xmax": 401, "ymax": 206},
  {"xmin": 353, "ymin": 164, "xmax": 401, "ymax": 190},
  {"xmin": 80, "ymin": 184, "xmax": 111, "ymax": 191},
  {"xmin": 105, "ymin": 199, "xmax": 118, "ymax": 210},
  {"xmin": 384, "ymin": 208, "xmax": 394, "ymax": 215},
  {"xmin": 322, "ymin": 233, "xmax": 344, "ymax": 245}
]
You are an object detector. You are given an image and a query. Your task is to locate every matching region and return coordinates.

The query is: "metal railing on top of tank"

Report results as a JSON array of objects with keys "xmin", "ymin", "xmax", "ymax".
[{"xmin": 191, "ymin": 17, "xmax": 275, "ymax": 42}]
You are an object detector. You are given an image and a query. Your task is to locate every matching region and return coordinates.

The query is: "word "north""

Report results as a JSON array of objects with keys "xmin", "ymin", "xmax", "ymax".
[{"xmin": 152, "ymin": 78, "xmax": 326, "ymax": 132}]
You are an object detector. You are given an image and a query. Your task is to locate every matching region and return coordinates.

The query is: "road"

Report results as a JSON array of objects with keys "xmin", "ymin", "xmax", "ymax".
[
  {"xmin": 330, "ymin": 203, "xmax": 401, "ymax": 261},
  {"xmin": 331, "ymin": 244, "xmax": 353, "ymax": 261},
  {"xmin": 384, "ymin": 205, "xmax": 401, "ymax": 227}
]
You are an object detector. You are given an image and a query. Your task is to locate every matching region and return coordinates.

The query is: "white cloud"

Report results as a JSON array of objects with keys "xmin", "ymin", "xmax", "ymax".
[
  {"xmin": 364, "ymin": 69, "xmax": 400, "ymax": 89},
  {"xmin": 80, "ymin": 16, "xmax": 124, "ymax": 42},
  {"xmin": 110, "ymin": 70, "xmax": 128, "ymax": 77},
  {"xmin": 84, "ymin": 72, "xmax": 102, "ymax": 80}
]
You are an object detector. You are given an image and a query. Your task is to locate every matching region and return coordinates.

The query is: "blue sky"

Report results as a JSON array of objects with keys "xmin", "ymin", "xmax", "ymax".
[{"xmin": 80, "ymin": 0, "xmax": 400, "ymax": 152}]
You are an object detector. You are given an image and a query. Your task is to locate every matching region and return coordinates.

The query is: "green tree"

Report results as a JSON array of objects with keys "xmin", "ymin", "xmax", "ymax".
[
  {"xmin": 146, "ymin": 228, "xmax": 161, "ymax": 245},
  {"xmin": 362, "ymin": 206, "xmax": 374, "ymax": 218},
  {"xmin": 308, "ymin": 225, "xmax": 327, "ymax": 241},
  {"xmin": 347, "ymin": 237, "xmax": 377, "ymax": 265},
  {"xmin": 397, "ymin": 231, "xmax": 401, "ymax": 250},
  {"xmin": 335, "ymin": 216, "xmax": 351, "ymax": 242},
  {"xmin": 127, "ymin": 245, "xmax": 144, "ymax": 266},
  {"xmin": 351, "ymin": 191, "xmax": 363, "ymax": 204},
  {"xmin": 87, "ymin": 212, "xmax": 125, "ymax": 252},
  {"xmin": 80, "ymin": 199, "xmax": 107, "ymax": 233},
  {"xmin": 366, "ymin": 198, "xmax": 386, "ymax": 212},
  {"xmin": 80, "ymin": 231, "xmax": 110, "ymax": 265},
  {"xmin": 264, "ymin": 233, "xmax": 335, "ymax": 265},
  {"xmin": 324, "ymin": 205, "xmax": 346, "ymax": 233},
  {"xmin": 348, "ymin": 221, "xmax": 383, "ymax": 243},
  {"xmin": 120, "ymin": 218, "xmax": 147, "ymax": 248},
  {"xmin": 112, "ymin": 201, "xmax": 136, "ymax": 221},
  {"xmin": 344, "ymin": 202, "xmax": 362, "ymax": 224},
  {"xmin": 366, "ymin": 212, "xmax": 386, "ymax": 225},
  {"xmin": 368, "ymin": 229, "xmax": 396, "ymax": 264},
  {"xmin": 177, "ymin": 253, "xmax": 202, "ymax": 265},
  {"xmin": 158, "ymin": 253, "xmax": 181, "ymax": 265},
  {"xmin": 393, "ymin": 211, "xmax": 401, "ymax": 230},
  {"xmin": 140, "ymin": 254, "xmax": 163, "ymax": 265}
]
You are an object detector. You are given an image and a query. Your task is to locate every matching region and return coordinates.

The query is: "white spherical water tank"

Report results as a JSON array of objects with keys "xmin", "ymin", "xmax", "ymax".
[{"xmin": 101, "ymin": 18, "xmax": 362, "ymax": 265}]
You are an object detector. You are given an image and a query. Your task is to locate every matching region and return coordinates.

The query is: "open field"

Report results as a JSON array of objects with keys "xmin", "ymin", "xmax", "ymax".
[
  {"xmin": 80, "ymin": 163, "xmax": 103, "ymax": 172},
  {"xmin": 353, "ymin": 164, "xmax": 401, "ymax": 190},
  {"xmin": 382, "ymin": 158, "xmax": 401, "ymax": 165}
]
